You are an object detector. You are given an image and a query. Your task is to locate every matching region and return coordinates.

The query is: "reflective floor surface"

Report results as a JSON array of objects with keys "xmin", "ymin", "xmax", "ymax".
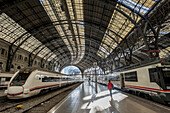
[
  {"xmin": 48, "ymin": 80, "xmax": 170, "ymax": 113},
  {"xmin": 0, "ymin": 89, "xmax": 6, "ymax": 96}
]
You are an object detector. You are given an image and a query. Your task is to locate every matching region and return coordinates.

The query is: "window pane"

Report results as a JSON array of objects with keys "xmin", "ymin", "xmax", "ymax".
[
  {"xmin": 148, "ymin": 68, "xmax": 157, "ymax": 82},
  {"xmin": 125, "ymin": 71, "xmax": 138, "ymax": 82}
]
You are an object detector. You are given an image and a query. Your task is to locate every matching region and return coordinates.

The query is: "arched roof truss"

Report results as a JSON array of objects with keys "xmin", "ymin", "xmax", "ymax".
[{"xmin": 0, "ymin": 0, "xmax": 168, "ymax": 72}]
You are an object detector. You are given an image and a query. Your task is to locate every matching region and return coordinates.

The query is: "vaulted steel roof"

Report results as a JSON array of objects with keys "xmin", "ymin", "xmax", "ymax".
[{"xmin": 0, "ymin": 0, "xmax": 169, "ymax": 72}]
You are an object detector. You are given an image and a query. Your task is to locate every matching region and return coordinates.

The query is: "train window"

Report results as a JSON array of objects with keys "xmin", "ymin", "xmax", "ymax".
[
  {"xmin": 162, "ymin": 68, "xmax": 170, "ymax": 86},
  {"xmin": 10, "ymin": 71, "xmax": 31, "ymax": 86},
  {"xmin": 149, "ymin": 68, "xmax": 157, "ymax": 82},
  {"xmin": 42, "ymin": 76, "xmax": 60, "ymax": 82},
  {"xmin": 110, "ymin": 76, "xmax": 120, "ymax": 81},
  {"xmin": 125, "ymin": 71, "xmax": 138, "ymax": 82},
  {"xmin": 42, "ymin": 76, "xmax": 49, "ymax": 82},
  {"xmin": 6, "ymin": 77, "xmax": 11, "ymax": 81}
]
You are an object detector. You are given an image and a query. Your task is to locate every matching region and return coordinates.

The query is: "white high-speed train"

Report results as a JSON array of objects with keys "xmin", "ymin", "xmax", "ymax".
[
  {"xmin": 5, "ymin": 68, "xmax": 82, "ymax": 99},
  {"xmin": 98, "ymin": 59, "xmax": 170, "ymax": 104}
]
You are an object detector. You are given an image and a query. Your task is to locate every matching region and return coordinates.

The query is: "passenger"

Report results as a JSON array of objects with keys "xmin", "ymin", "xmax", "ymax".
[
  {"xmin": 88, "ymin": 77, "xmax": 91, "ymax": 85},
  {"xmin": 88, "ymin": 77, "xmax": 91, "ymax": 82},
  {"xmin": 108, "ymin": 80, "xmax": 114, "ymax": 97}
]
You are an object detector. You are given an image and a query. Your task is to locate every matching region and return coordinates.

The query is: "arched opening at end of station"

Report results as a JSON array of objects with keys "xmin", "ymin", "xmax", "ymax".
[
  {"xmin": 84, "ymin": 66, "xmax": 105, "ymax": 80},
  {"xmin": 60, "ymin": 66, "xmax": 82, "ymax": 78}
]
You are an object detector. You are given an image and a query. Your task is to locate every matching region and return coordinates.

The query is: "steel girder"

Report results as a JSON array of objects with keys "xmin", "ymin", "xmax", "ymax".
[
  {"xmin": 4, "ymin": 18, "xmax": 124, "ymax": 72},
  {"xmin": 48, "ymin": 45, "xmax": 102, "ymax": 71},
  {"xmin": 62, "ymin": 0, "xmax": 79, "ymax": 58},
  {"xmin": 29, "ymin": 34, "xmax": 112, "ymax": 56},
  {"xmin": 47, "ymin": 0, "xmax": 76, "ymax": 57},
  {"xmin": 24, "ymin": 19, "xmax": 127, "ymax": 70},
  {"xmin": 5, "ymin": 22, "xmax": 71, "ymax": 71},
  {"xmin": 1, "ymin": 0, "xmax": 164, "ymax": 72},
  {"xmin": 28, "ymin": 46, "xmax": 46, "ymax": 66},
  {"xmin": 93, "ymin": 0, "xmax": 159, "ymax": 70}
]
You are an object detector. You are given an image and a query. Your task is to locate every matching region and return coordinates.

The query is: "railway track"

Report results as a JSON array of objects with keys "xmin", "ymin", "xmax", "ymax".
[{"xmin": 0, "ymin": 82, "xmax": 82, "ymax": 113}]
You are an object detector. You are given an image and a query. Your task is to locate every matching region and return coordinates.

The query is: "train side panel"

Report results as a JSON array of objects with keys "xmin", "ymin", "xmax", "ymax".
[{"xmin": 123, "ymin": 64, "xmax": 162, "ymax": 95}]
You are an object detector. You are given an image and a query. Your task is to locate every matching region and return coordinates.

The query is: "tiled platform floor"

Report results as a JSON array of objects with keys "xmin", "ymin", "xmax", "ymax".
[{"xmin": 48, "ymin": 80, "xmax": 170, "ymax": 113}]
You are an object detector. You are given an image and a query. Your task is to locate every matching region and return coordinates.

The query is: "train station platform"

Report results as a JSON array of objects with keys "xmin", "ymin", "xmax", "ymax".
[
  {"xmin": 0, "ymin": 89, "xmax": 6, "ymax": 97},
  {"xmin": 48, "ymin": 80, "xmax": 170, "ymax": 113}
]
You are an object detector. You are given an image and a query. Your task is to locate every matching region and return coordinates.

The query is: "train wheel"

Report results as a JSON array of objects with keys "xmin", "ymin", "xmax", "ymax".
[
  {"xmin": 139, "ymin": 92, "xmax": 144, "ymax": 98},
  {"xmin": 40, "ymin": 89, "xmax": 48, "ymax": 94},
  {"xmin": 136, "ymin": 91, "xmax": 140, "ymax": 96},
  {"xmin": 163, "ymin": 101, "xmax": 169, "ymax": 105},
  {"xmin": 144, "ymin": 94, "xmax": 151, "ymax": 100},
  {"xmin": 131, "ymin": 91, "xmax": 136, "ymax": 95}
]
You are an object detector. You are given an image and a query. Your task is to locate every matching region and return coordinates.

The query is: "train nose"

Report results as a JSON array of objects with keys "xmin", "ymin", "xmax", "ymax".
[{"xmin": 7, "ymin": 86, "xmax": 23, "ymax": 96}]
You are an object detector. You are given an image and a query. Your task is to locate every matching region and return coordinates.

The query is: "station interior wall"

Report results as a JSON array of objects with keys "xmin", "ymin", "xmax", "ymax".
[{"xmin": 0, "ymin": 39, "xmax": 53, "ymax": 73}]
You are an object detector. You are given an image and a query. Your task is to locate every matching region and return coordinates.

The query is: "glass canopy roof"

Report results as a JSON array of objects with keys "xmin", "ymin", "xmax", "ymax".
[
  {"xmin": 97, "ymin": 0, "xmax": 159, "ymax": 58},
  {"xmin": 0, "ymin": 0, "xmax": 167, "ymax": 70},
  {"xmin": 159, "ymin": 47, "xmax": 170, "ymax": 59},
  {"xmin": 0, "ymin": 13, "xmax": 55, "ymax": 61},
  {"xmin": 40, "ymin": 0, "xmax": 85, "ymax": 64}
]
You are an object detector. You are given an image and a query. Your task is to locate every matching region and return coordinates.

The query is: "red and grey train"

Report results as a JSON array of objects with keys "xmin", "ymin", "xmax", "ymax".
[{"xmin": 98, "ymin": 60, "xmax": 170, "ymax": 104}]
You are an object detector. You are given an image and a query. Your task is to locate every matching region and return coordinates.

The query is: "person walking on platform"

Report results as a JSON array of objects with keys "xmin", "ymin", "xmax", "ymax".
[{"xmin": 108, "ymin": 80, "xmax": 114, "ymax": 97}]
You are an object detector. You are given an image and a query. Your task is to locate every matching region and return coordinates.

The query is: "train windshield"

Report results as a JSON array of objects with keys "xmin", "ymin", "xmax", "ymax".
[
  {"xmin": 10, "ymin": 69, "xmax": 33, "ymax": 86},
  {"xmin": 162, "ymin": 68, "xmax": 170, "ymax": 87}
]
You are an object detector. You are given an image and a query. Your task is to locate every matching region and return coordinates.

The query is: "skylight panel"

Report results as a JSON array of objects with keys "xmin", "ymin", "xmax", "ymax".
[
  {"xmin": 159, "ymin": 24, "xmax": 170, "ymax": 35},
  {"xmin": 97, "ymin": 51, "xmax": 105, "ymax": 58},
  {"xmin": 97, "ymin": 2, "xmax": 142, "ymax": 58},
  {"xmin": 41, "ymin": 0, "xmax": 81, "ymax": 63},
  {"xmin": 66, "ymin": 0, "xmax": 75, "ymax": 20},
  {"xmin": 159, "ymin": 47, "xmax": 170, "ymax": 58},
  {"xmin": 72, "ymin": 2, "xmax": 85, "ymax": 64},
  {"xmin": 48, "ymin": 54, "xmax": 57, "ymax": 61},
  {"xmin": 0, "ymin": 13, "xmax": 56, "ymax": 60},
  {"xmin": 132, "ymin": 0, "xmax": 156, "ymax": 8},
  {"xmin": 118, "ymin": 0, "xmax": 150, "ymax": 14},
  {"xmin": 39, "ymin": 47, "xmax": 50, "ymax": 57}
]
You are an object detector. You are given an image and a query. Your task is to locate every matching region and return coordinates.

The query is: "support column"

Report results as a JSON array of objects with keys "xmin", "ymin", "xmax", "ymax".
[
  {"xmin": 95, "ymin": 67, "xmax": 97, "ymax": 83},
  {"xmin": 95, "ymin": 68, "xmax": 98, "ymax": 93},
  {"xmin": 81, "ymin": 72, "xmax": 84, "ymax": 79},
  {"xmin": 93, "ymin": 62, "xmax": 98, "ymax": 93}
]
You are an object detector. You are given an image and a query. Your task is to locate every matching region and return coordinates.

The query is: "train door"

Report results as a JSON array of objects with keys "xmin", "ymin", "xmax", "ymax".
[
  {"xmin": 158, "ymin": 67, "xmax": 170, "ymax": 90},
  {"xmin": 120, "ymin": 73, "xmax": 124, "ymax": 89},
  {"xmin": 149, "ymin": 67, "xmax": 165, "ymax": 89}
]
